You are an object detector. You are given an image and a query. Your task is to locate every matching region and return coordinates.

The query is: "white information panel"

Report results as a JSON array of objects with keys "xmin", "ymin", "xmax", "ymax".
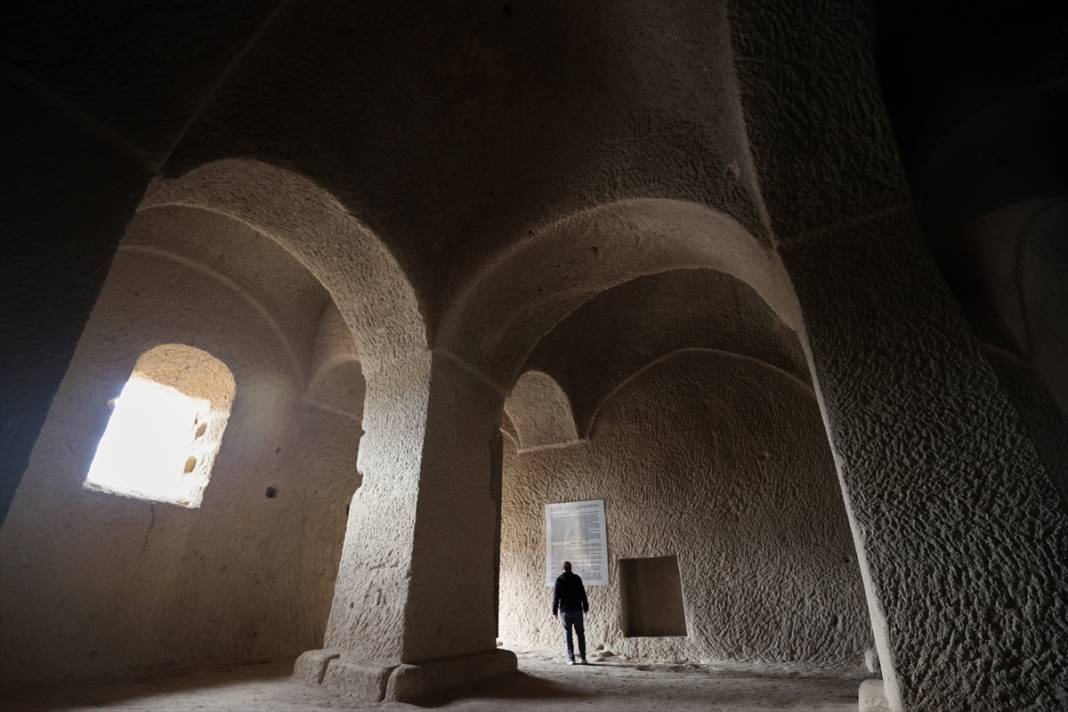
[{"xmin": 545, "ymin": 499, "xmax": 608, "ymax": 586}]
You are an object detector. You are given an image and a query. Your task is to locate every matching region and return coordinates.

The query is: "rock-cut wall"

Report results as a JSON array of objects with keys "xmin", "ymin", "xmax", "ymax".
[
  {"xmin": 499, "ymin": 350, "xmax": 871, "ymax": 670},
  {"xmin": 0, "ymin": 245, "xmax": 360, "ymax": 687}
]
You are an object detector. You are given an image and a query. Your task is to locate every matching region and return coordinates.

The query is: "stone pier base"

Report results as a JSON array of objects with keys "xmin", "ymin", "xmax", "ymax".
[
  {"xmin": 294, "ymin": 648, "xmax": 518, "ymax": 702},
  {"xmin": 858, "ymin": 679, "xmax": 894, "ymax": 712}
]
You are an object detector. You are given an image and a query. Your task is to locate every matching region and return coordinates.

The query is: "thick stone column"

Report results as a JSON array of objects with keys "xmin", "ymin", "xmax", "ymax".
[
  {"xmin": 781, "ymin": 209, "xmax": 1068, "ymax": 711},
  {"xmin": 0, "ymin": 80, "xmax": 152, "ymax": 524},
  {"xmin": 295, "ymin": 350, "xmax": 516, "ymax": 701}
]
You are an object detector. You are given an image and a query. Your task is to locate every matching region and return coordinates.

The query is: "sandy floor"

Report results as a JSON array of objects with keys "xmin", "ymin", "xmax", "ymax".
[{"xmin": 0, "ymin": 649, "xmax": 865, "ymax": 711}]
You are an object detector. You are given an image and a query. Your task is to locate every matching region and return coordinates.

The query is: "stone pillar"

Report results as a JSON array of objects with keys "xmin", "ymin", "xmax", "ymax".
[
  {"xmin": 780, "ymin": 209, "xmax": 1068, "ymax": 711},
  {"xmin": 0, "ymin": 80, "xmax": 152, "ymax": 524},
  {"xmin": 295, "ymin": 350, "xmax": 516, "ymax": 701}
]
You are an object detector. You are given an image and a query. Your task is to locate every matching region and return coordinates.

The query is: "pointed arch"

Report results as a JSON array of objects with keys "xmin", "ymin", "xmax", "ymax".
[{"xmin": 503, "ymin": 370, "xmax": 580, "ymax": 451}]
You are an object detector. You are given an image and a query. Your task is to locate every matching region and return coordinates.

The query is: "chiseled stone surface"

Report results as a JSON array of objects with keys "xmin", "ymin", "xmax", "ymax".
[
  {"xmin": 322, "ymin": 350, "xmax": 505, "ymax": 666},
  {"xmin": 0, "ymin": 214, "xmax": 361, "ymax": 687},
  {"xmin": 321, "ymin": 351, "xmax": 432, "ymax": 664},
  {"xmin": 438, "ymin": 199, "xmax": 800, "ymax": 384},
  {"xmin": 505, "ymin": 371, "xmax": 579, "ymax": 450},
  {"xmin": 524, "ymin": 269, "xmax": 809, "ymax": 438},
  {"xmin": 385, "ymin": 649, "xmax": 518, "ymax": 701},
  {"xmin": 500, "ymin": 351, "xmax": 870, "ymax": 670},
  {"xmin": 401, "ymin": 353, "xmax": 506, "ymax": 663},
  {"xmin": 143, "ymin": 160, "xmax": 427, "ymax": 372},
  {"xmin": 782, "ymin": 211, "xmax": 1068, "ymax": 711},
  {"xmin": 4, "ymin": 1, "xmax": 1067, "ymax": 708}
]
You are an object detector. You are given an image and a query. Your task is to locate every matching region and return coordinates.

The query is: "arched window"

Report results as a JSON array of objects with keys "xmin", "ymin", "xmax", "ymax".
[{"xmin": 84, "ymin": 344, "xmax": 235, "ymax": 508}]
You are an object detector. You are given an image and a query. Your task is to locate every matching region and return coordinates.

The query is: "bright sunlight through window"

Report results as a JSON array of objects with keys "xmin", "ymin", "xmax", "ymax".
[{"xmin": 84, "ymin": 344, "xmax": 235, "ymax": 508}]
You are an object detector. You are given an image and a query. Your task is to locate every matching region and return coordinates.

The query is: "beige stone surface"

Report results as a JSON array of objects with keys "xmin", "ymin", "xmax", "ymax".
[
  {"xmin": 0, "ymin": 652, "xmax": 867, "ymax": 712},
  {"xmin": 0, "ymin": 211, "xmax": 361, "ymax": 687},
  {"xmin": 504, "ymin": 371, "xmax": 579, "ymax": 451},
  {"xmin": 4, "ymin": 3, "xmax": 1068, "ymax": 710},
  {"xmin": 500, "ymin": 351, "xmax": 870, "ymax": 670}
]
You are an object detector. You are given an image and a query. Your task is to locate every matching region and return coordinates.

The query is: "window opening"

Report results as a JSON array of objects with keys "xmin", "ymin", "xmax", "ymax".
[{"xmin": 84, "ymin": 344, "xmax": 235, "ymax": 508}]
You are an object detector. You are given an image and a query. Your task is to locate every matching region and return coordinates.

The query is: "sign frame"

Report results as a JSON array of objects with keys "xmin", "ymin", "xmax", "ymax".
[{"xmin": 544, "ymin": 499, "xmax": 609, "ymax": 586}]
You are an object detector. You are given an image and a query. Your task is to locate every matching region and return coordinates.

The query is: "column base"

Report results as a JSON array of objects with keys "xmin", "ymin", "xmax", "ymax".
[
  {"xmin": 293, "ymin": 648, "xmax": 518, "ymax": 702},
  {"xmin": 858, "ymin": 679, "xmax": 893, "ymax": 712}
]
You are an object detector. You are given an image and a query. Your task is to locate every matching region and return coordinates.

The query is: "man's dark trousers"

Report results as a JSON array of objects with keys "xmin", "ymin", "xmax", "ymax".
[{"xmin": 560, "ymin": 608, "xmax": 586, "ymax": 661}]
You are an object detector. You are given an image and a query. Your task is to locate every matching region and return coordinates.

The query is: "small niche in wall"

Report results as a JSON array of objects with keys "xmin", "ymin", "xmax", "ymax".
[{"xmin": 620, "ymin": 555, "xmax": 687, "ymax": 637}]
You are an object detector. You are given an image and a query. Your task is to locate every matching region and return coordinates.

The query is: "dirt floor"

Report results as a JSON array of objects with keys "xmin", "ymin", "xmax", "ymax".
[{"xmin": 0, "ymin": 648, "xmax": 866, "ymax": 711}]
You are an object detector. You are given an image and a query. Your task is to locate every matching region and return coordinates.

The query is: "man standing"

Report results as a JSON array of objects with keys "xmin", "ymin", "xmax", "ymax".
[{"xmin": 551, "ymin": 561, "xmax": 589, "ymax": 664}]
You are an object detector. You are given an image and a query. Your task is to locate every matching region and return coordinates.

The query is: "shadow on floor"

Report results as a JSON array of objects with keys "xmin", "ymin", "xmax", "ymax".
[
  {"xmin": 411, "ymin": 670, "xmax": 592, "ymax": 707},
  {"xmin": 0, "ymin": 660, "xmax": 294, "ymax": 712}
]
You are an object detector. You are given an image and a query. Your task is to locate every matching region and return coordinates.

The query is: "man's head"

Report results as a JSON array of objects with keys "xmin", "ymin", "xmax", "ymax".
[{"xmin": 563, "ymin": 561, "xmax": 572, "ymax": 572}]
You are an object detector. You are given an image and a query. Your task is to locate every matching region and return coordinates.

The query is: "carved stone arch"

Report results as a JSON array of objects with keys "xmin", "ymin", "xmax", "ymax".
[
  {"xmin": 503, "ymin": 370, "xmax": 580, "ymax": 451},
  {"xmin": 142, "ymin": 159, "xmax": 427, "ymax": 373},
  {"xmin": 437, "ymin": 198, "xmax": 801, "ymax": 385}
]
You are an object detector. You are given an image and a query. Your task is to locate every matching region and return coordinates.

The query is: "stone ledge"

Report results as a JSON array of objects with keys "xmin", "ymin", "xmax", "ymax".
[
  {"xmin": 386, "ymin": 649, "xmax": 519, "ymax": 701},
  {"xmin": 293, "ymin": 649, "xmax": 394, "ymax": 701},
  {"xmin": 292, "ymin": 648, "xmax": 339, "ymax": 685}
]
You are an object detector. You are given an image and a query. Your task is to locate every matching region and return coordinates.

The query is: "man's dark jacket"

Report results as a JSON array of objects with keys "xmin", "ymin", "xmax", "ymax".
[{"xmin": 552, "ymin": 571, "xmax": 589, "ymax": 614}]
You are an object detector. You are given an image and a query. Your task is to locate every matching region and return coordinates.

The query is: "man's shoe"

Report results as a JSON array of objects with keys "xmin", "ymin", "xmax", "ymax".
[
  {"xmin": 566, "ymin": 658, "xmax": 575, "ymax": 665},
  {"xmin": 579, "ymin": 657, "xmax": 588, "ymax": 665}
]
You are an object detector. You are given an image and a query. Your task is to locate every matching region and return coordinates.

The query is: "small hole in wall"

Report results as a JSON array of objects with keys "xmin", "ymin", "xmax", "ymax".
[
  {"xmin": 183, "ymin": 456, "xmax": 197, "ymax": 473},
  {"xmin": 265, "ymin": 486, "xmax": 278, "ymax": 498}
]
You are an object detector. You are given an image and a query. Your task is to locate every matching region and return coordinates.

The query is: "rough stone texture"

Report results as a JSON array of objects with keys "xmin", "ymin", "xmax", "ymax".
[
  {"xmin": 385, "ymin": 649, "xmax": 517, "ymax": 701},
  {"xmin": 125, "ymin": 206, "xmax": 328, "ymax": 381},
  {"xmin": 0, "ymin": 214, "xmax": 360, "ymax": 687},
  {"xmin": 319, "ymin": 352, "xmax": 432, "ymax": 665},
  {"xmin": 4, "ymin": 1, "xmax": 1068, "ymax": 708},
  {"xmin": 781, "ymin": 210, "xmax": 1068, "ymax": 711},
  {"xmin": 439, "ymin": 199, "xmax": 799, "ymax": 383},
  {"xmin": 500, "ymin": 351, "xmax": 870, "ymax": 670},
  {"xmin": 291, "ymin": 649, "xmax": 338, "ymax": 685},
  {"xmin": 727, "ymin": 0, "xmax": 911, "ymax": 239},
  {"xmin": 320, "ymin": 659, "xmax": 394, "ymax": 702},
  {"xmin": 404, "ymin": 353, "xmax": 507, "ymax": 662},
  {"xmin": 525, "ymin": 269, "xmax": 809, "ymax": 437},
  {"xmin": 1, "ymin": 0, "xmax": 290, "ymax": 523},
  {"xmin": 309, "ymin": 350, "xmax": 509, "ymax": 698},
  {"xmin": 918, "ymin": 199, "xmax": 1068, "ymax": 507},
  {"xmin": 504, "ymin": 371, "xmax": 579, "ymax": 450},
  {"xmin": 983, "ymin": 346, "xmax": 1068, "ymax": 507},
  {"xmin": 144, "ymin": 160, "xmax": 426, "ymax": 371},
  {"xmin": 161, "ymin": 1, "xmax": 768, "ymax": 314}
]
